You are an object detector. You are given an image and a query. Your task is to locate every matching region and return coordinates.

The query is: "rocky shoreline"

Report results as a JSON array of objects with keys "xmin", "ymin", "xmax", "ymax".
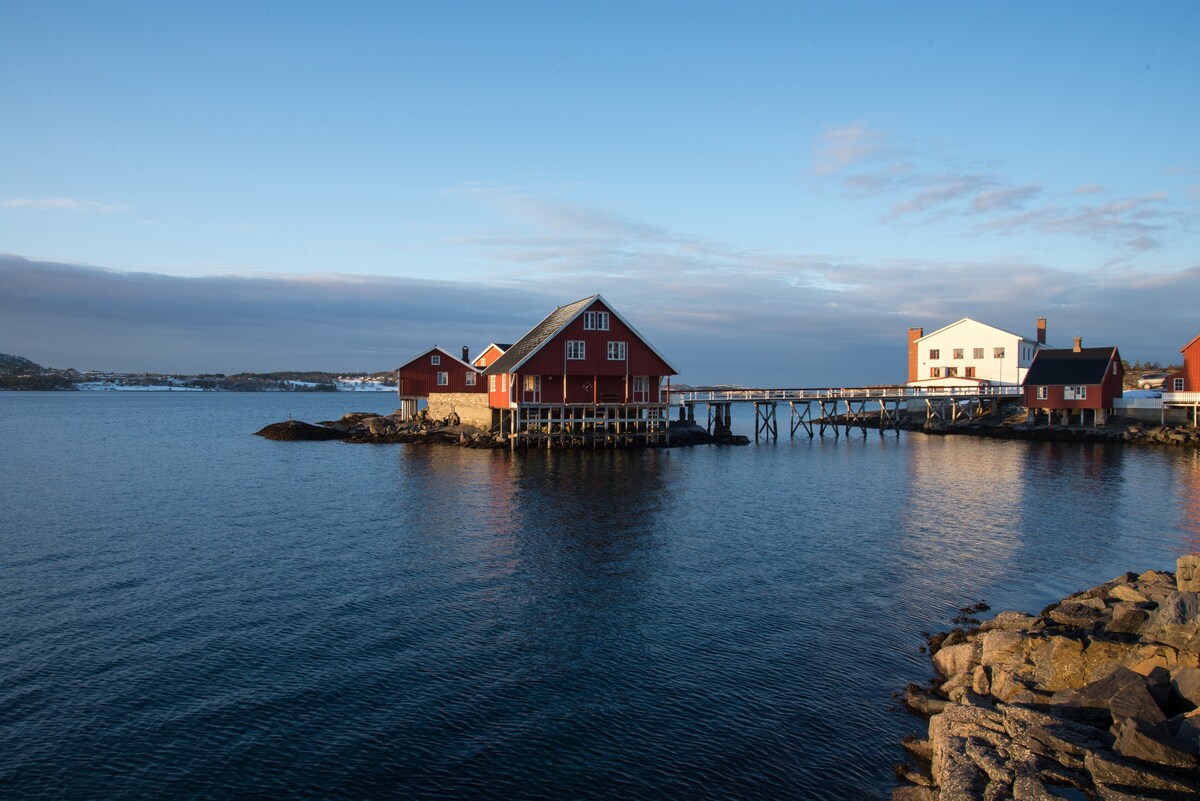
[
  {"xmin": 254, "ymin": 410, "xmax": 750, "ymax": 447},
  {"xmin": 898, "ymin": 412, "xmax": 1200, "ymax": 449},
  {"xmin": 896, "ymin": 557, "xmax": 1200, "ymax": 800}
]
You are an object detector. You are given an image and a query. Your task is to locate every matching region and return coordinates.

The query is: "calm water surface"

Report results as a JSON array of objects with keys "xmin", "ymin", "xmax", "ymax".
[{"xmin": 2, "ymin": 392, "xmax": 1198, "ymax": 799}]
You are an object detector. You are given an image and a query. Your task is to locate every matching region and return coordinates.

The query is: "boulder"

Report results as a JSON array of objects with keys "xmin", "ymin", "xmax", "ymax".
[
  {"xmin": 1171, "ymin": 666, "xmax": 1200, "ymax": 711},
  {"xmin": 253, "ymin": 420, "xmax": 348, "ymax": 441},
  {"xmin": 934, "ymin": 642, "xmax": 980, "ymax": 681},
  {"xmin": 1178, "ymin": 554, "xmax": 1200, "ymax": 592},
  {"xmin": 1111, "ymin": 717, "xmax": 1198, "ymax": 771},
  {"xmin": 1143, "ymin": 593, "xmax": 1200, "ymax": 651}
]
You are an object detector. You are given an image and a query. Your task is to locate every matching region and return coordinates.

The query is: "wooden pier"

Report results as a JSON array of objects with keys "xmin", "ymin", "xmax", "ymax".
[
  {"xmin": 499, "ymin": 403, "xmax": 670, "ymax": 449},
  {"xmin": 673, "ymin": 385, "xmax": 1023, "ymax": 441}
]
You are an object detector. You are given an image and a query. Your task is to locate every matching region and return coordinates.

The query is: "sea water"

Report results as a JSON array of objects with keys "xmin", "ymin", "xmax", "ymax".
[{"xmin": 2, "ymin": 392, "xmax": 1198, "ymax": 799}]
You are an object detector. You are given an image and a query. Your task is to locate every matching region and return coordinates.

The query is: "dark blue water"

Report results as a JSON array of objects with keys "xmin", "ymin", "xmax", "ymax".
[{"xmin": 2, "ymin": 392, "xmax": 1198, "ymax": 800}]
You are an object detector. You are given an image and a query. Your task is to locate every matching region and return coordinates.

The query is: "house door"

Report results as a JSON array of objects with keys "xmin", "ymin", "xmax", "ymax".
[
  {"xmin": 632, "ymin": 376, "xmax": 649, "ymax": 403},
  {"xmin": 523, "ymin": 375, "xmax": 541, "ymax": 403}
]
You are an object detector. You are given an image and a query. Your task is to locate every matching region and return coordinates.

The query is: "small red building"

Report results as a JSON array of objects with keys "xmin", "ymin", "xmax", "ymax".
[
  {"xmin": 396, "ymin": 346, "xmax": 484, "ymax": 400},
  {"xmin": 471, "ymin": 343, "xmax": 511, "ymax": 370},
  {"xmin": 1164, "ymin": 333, "xmax": 1200, "ymax": 394},
  {"xmin": 482, "ymin": 295, "xmax": 676, "ymax": 409},
  {"xmin": 1021, "ymin": 338, "xmax": 1123, "ymax": 425}
]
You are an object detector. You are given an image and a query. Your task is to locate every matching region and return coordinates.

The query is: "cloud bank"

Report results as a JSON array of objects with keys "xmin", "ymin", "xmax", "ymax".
[{"xmin": 4, "ymin": 231, "xmax": 1196, "ymax": 385}]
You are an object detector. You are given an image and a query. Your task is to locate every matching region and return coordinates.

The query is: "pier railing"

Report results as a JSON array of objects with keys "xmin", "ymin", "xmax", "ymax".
[{"xmin": 670, "ymin": 385, "xmax": 1023, "ymax": 403}]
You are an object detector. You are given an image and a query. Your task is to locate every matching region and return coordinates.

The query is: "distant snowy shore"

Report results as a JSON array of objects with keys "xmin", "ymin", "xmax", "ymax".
[{"xmin": 74, "ymin": 378, "xmax": 396, "ymax": 392}]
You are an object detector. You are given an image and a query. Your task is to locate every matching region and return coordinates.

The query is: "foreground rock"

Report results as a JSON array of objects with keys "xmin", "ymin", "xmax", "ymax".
[
  {"xmin": 254, "ymin": 420, "xmax": 348, "ymax": 441},
  {"xmin": 897, "ymin": 557, "xmax": 1200, "ymax": 800}
]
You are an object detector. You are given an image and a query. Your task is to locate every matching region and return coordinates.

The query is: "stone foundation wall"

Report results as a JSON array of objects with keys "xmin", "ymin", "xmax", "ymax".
[{"xmin": 425, "ymin": 392, "xmax": 494, "ymax": 428}]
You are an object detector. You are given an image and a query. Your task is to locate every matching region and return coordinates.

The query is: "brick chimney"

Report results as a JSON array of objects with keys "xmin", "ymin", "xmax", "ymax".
[
  {"xmin": 1073, "ymin": 336, "xmax": 1082, "ymax": 353},
  {"xmin": 907, "ymin": 327, "xmax": 923, "ymax": 383},
  {"xmin": 1036, "ymin": 317, "xmax": 1046, "ymax": 346}
]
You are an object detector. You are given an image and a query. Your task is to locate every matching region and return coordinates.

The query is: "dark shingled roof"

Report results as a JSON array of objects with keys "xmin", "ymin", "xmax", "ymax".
[
  {"xmin": 1023, "ymin": 347, "xmax": 1119, "ymax": 386},
  {"xmin": 482, "ymin": 296, "xmax": 598, "ymax": 376}
]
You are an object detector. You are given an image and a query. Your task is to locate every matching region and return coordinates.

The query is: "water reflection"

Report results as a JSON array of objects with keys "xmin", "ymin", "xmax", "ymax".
[{"xmin": 1176, "ymin": 449, "xmax": 1200, "ymax": 550}]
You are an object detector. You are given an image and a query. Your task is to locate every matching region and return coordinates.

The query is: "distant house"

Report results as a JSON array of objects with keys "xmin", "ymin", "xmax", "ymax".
[
  {"xmin": 481, "ymin": 295, "xmax": 676, "ymax": 409},
  {"xmin": 395, "ymin": 346, "xmax": 485, "ymax": 421},
  {"xmin": 1164, "ymin": 333, "xmax": 1200, "ymax": 394},
  {"xmin": 471, "ymin": 343, "xmax": 511, "ymax": 370},
  {"xmin": 907, "ymin": 317, "xmax": 1048, "ymax": 387},
  {"xmin": 1021, "ymin": 338, "xmax": 1124, "ymax": 426}
]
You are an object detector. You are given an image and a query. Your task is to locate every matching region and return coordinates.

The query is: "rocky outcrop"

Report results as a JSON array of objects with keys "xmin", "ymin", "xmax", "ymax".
[
  {"xmin": 903, "ymin": 414, "xmax": 1200, "ymax": 449},
  {"xmin": 253, "ymin": 420, "xmax": 349, "ymax": 441},
  {"xmin": 897, "ymin": 559, "xmax": 1200, "ymax": 800}
]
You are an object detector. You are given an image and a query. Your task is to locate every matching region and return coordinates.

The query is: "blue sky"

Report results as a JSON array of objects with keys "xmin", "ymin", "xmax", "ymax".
[{"xmin": 2, "ymin": 2, "xmax": 1197, "ymax": 382}]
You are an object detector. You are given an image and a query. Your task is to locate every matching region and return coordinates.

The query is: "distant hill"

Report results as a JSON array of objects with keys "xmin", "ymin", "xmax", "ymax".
[
  {"xmin": 0, "ymin": 353, "xmax": 75, "ymax": 390},
  {"xmin": 0, "ymin": 353, "xmax": 44, "ymax": 374}
]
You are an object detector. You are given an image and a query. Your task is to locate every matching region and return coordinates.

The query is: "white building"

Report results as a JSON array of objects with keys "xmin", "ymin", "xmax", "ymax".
[{"xmin": 906, "ymin": 318, "xmax": 1049, "ymax": 388}]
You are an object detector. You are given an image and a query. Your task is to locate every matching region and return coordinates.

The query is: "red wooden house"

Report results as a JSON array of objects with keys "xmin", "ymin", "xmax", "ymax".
[
  {"xmin": 1164, "ymin": 333, "xmax": 1200, "ymax": 394},
  {"xmin": 396, "ymin": 346, "xmax": 485, "ymax": 399},
  {"xmin": 481, "ymin": 295, "xmax": 676, "ymax": 409},
  {"xmin": 471, "ymin": 343, "xmax": 511, "ymax": 370},
  {"xmin": 1021, "ymin": 338, "xmax": 1123, "ymax": 425}
]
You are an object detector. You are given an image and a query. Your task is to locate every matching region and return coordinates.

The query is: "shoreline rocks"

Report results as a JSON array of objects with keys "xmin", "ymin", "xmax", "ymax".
[
  {"xmin": 255, "ymin": 411, "xmax": 742, "ymax": 448},
  {"xmin": 900, "ymin": 412, "xmax": 1200, "ymax": 449},
  {"xmin": 897, "ymin": 558, "xmax": 1200, "ymax": 799}
]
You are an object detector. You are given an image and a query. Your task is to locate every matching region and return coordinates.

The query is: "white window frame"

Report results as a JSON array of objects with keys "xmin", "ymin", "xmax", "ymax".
[
  {"xmin": 436, "ymin": 371, "xmax": 448, "ymax": 386},
  {"xmin": 1063, "ymin": 385, "xmax": 1087, "ymax": 400},
  {"xmin": 431, "ymin": 354, "xmax": 441, "ymax": 365},
  {"xmin": 465, "ymin": 372, "xmax": 476, "ymax": 386},
  {"xmin": 584, "ymin": 311, "xmax": 610, "ymax": 331},
  {"xmin": 1173, "ymin": 377, "xmax": 1184, "ymax": 391},
  {"xmin": 929, "ymin": 348, "xmax": 940, "ymax": 359},
  {"xmin": 607, "ymin": 341, "xmax": 627, "ymax": 361},
  {"xmin": 953, "ymin": 348, "xmax": 963, "ymax": 359},
  {"xmin": 488, "ymin": 375, "xmax": 496, "ymax": 392},
  {"xmin": 1036, "ymin": 386, "xmax": 1048, "ymax": 400},
  {"xmin": 973, "ymin": 347, "xmax": 984, "ymax": 359},
  {"xmin": 566, "ymin": 340, "xmax": 585, "ymax": 360},
  {"xmin": 632, "ymin": 375, "xmax": 649, "ymax": 402},
  {"xmin": 994, "ymin": 347, "xmax": 1005, "ymax": 359}
]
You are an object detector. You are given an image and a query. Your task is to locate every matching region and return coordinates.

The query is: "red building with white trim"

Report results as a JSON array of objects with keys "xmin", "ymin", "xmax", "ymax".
[
  {"xmin": 481, "ymin": 295, "xmax": 676, "ymax": 409},
  {"xmin": 1164, "ymin": 333, "xmax": 1200, "ymax": 394},
  {"xmin": 1021, "ymin": 338, "xmax": 1123, "ymax": 425},
  {"xmin": 396, "ymin": 346, "xmax": 484, "ymax": 399}
]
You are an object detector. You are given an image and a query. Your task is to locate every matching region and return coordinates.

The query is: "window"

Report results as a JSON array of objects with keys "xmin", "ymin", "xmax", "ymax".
[
  {"xmin": 1037, "ymin": 386, "xmax": 1048, "ymax": 400},
  {"xmin": 929, "ymin": 349, "xmax": 940, "ymax": 359},
  {"xmin": 965, "ymin": 367, "xmax": 976, "ymax": 378},
  {"xmin": 431, "ymin": 354, "xmax": 441, "ymax": 365},
  {"xmin": 1064, "ymin": 386, "xmax": 1087, "ymax": 400},
  {"xmin": 947, "ymin": 367, "xmax": 959, "ymax": 377},
  {"xmin": 607, "ymin": 341, "xmax": 626, "ymax": 360},
  {"xmin": 994, "ymin": 347, "xmax": 1005, "ymax": 359},
  {"xmin": 973, "ymin": 348, "xmax": 984, "ymax": 359},
  {"xmin": 584, "ymin": 311, "xmax": 610, "ymax": 331},
  {"xmin": 489, "ymin": 375, "xmax": 497, "ymax": 392},
  {"xmin": 436, "ymin": 372, "xmax": 448, "ymax": 386},
  {"xmin": 1175, "ymin": 378, "xmax": 1185, "ymax": 391},
  {"xmin": 929, "ymin": 367, "xmax": 940, "ymax": 378},
  {"xmin": 566, "ymin": 340, "xmax": 585, "ymax": 360},
  {"xmin": 465, "ymin": 372, "xmax": 476, "ymax": 386},
  {"xmin": 953, "ymin": 348, "xmax": 963, "ymax": 359},
  {"xmin": 501, "ymin": 374, "xmax": 507, "ymax": 391}
]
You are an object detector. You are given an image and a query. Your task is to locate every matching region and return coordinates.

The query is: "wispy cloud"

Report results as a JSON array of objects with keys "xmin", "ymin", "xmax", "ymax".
[
  {"xmin": 811, "ymin": 122, "xmax": 887, "ymax": 175},
  {"xmin": 1, "ymin": 197, "xmax": 131, "ymax": 213},
  {"xmin": 810, "ymin": 125, "xmax": 1191, "ymax": 251}
]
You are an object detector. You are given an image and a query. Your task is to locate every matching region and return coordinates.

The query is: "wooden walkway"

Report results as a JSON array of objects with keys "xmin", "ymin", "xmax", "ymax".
[{"xmin": 671, "ymin": 385, "xmax": 1023, "ymax": 441}]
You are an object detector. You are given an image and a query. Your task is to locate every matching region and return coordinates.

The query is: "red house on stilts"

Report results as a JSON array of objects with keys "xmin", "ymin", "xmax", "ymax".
[{"xmin": 481, "ymin": 295, "xmax": 677, "ymax": 447}]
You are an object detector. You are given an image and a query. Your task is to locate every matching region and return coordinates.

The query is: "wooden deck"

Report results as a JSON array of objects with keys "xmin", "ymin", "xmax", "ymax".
[{"xmin": 672, "ymin": 385, "xmax": 1023, "ymax": 441}]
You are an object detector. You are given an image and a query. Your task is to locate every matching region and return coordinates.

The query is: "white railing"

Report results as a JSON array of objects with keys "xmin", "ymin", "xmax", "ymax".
[
  {"xmin": 1164, "ymin": 392, "xmax": 1200, "ymax": 404},
  {"xmin": 669, "ymin": 385, "xmax": 1023, "ymax": 403}
]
